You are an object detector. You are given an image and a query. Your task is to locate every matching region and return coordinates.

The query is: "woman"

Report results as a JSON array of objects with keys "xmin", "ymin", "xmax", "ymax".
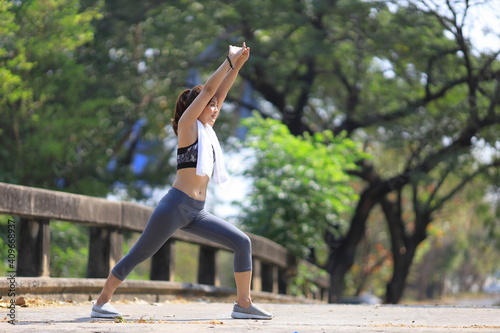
[{"xmin": 90, "ymin": 43, "xmax": 273, "ymax": 320}]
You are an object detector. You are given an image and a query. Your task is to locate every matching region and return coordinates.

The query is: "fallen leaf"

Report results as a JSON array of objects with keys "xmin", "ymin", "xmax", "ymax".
[{"xmin": 15, "ymin": 297, "xmax": 26, "ymax": 307}]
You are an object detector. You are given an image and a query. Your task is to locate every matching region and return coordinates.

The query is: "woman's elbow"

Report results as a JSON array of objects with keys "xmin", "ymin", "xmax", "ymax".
[{"xmin": 201, "ymin": 85, "xmax": 217, "ymax": 97}]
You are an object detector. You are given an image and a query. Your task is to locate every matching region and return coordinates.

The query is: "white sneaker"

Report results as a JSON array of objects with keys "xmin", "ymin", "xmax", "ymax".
[
  {"xmin": 231, "ymin": 302, "xmax": 273, "ymax": 320},
  {"xmin": 90, "ymin": 302, "xmax": 122, "ymax": 318}
]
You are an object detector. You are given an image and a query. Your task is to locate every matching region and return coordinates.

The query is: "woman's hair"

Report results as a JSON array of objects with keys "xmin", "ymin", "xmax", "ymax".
[{"xmin": 172, "ymin": 85, "xmax": 203, "ymax": 136}]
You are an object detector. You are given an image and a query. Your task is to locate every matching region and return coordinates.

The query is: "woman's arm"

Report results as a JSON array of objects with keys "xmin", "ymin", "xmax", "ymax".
[
  {"xmin": 213, "ymin": 44, "xmax": 250, "ymax": 106},
  {"xmin": 177, "ymin": 44, "xmax": 246, "ymax": 134}
]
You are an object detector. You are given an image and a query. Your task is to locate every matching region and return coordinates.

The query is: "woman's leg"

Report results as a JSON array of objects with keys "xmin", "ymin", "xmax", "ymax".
[
  {"xmin": 184, "ymin": 213, "xmax": 272, "ymax": 318},
  {"xmin": 182, "ymin": 210, "xmax": 254, "ymax": 307},
  {"xmin": 95, "ymin": 272, "xmax": 122, "ymax": 306},
  {"xmin": 95, "ymin": 195, "xmax": 190, "ymax": 307},
  {"xmin": 111, "ymin": 201, "xmax": 188, "ymax": 281},
  {"xmin": 234, "ymin": 271, "xmax": 252, "ymax": 308}
]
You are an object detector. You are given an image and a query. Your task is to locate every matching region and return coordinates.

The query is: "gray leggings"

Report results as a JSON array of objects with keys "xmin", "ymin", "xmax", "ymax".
[{"xmin": 112, "ymin": 187, "xmax": 252, "ymax": 281}]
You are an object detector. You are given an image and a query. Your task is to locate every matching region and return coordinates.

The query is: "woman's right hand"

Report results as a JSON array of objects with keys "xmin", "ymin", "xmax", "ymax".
[{"xmin": 228, "ymin": 42, "xmax": 247, "ymax": 62}]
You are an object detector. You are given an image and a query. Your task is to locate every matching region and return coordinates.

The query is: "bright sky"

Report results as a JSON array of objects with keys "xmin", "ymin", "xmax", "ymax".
[
  {"xmin": 207, "ymin": 151, "xmax": 252, "ymax": 221},
  {"xmin": 461, "ymin": 1, "xmax": 500, "ymax": 53}
]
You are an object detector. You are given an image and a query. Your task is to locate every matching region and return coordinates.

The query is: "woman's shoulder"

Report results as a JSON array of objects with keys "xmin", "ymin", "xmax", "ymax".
[{"xmin": 177, "ymin": 122, "xmax": 198, "ymax": 147}]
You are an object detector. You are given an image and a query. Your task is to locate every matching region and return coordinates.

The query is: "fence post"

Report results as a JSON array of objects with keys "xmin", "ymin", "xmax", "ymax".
[
  {"xmin": 87, "ymin": 227, "xmax": 123, "ymax": 278},
  {"xmin": 197, "ymin": 245, "xmax": 219, "ymax": 286},
  {"xmin": 151, "ymin": 239, "xmax": 176, "ymax": 281},
  {"xmin": 278, "ymin": 268, "xmax": 288, "ymax": 295},
  {"xmin": 261, "ymin": 263, "xmax": 279, "ymax": 293},
  {"xmin": 17, "ymin": 218, "xmax": 50, "ymax": 277},
  {"xmin": 252, "ymin": 258, "xmax": 262, "ymax": 292}
]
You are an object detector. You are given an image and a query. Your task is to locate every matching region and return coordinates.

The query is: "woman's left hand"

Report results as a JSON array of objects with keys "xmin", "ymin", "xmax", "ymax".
[
  {"xmin": 235, "ymin": 42, "xmax": 250, "ymax": 66},
  {"xmin": 228, "ymin": 42, "xmax": 245, "ymax": 60},
  {"xmin": 239, "ymin": 43, "xmax": 250, "ymax": 63}
]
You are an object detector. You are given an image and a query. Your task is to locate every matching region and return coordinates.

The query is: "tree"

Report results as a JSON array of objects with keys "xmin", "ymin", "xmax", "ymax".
[
  {"xmin": 236, "ymin": 114, "xmax": 367, "ymax": 293},
  {"xmin": 0, "ymin": 0, "xmax": 238, "ymax": 197},
  {"xmin": 229, "ymin": 0, "xmax": 499, "ymax": 303},
  {"xmin": 364, "ymin": 0, "xmax": 500, "ymax": 303},
  {"xmin": 0, "ymin": 0, "xmax": 108, "ymax": 194},
  {"xmin": 408, "ymin": 176, "xmax": 500, "ymax": 300}
]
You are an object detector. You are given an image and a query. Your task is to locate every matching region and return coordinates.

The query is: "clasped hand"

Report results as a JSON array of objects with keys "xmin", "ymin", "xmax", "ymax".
[{"xmin": 229, "ymin": 42, "xmax": 250, "ymax": 64}]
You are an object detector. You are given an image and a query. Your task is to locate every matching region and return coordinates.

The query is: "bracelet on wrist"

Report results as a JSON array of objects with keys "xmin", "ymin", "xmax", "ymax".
[{"xmin": 226, "ymin": 55, "xmax": 234, "ymax": 70}]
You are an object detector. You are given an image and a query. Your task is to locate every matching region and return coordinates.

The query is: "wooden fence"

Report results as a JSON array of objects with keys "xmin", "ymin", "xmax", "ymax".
[{"xmin": 0, "ymin": 182, "xmax": 329, "ymax": 301}]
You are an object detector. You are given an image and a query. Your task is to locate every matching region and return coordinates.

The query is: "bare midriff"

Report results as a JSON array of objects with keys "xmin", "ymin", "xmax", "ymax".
[{"xmin": 172, "ymin": 168, "xmax": 210, "ymax": 201}]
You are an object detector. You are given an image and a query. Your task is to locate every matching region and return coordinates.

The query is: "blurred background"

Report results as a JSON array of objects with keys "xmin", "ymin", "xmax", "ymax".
[{"xmin": 0, "ymin": 0, "xmax": 499, "ymax": 305}]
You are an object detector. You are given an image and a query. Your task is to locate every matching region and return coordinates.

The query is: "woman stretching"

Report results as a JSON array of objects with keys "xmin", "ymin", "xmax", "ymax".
[{"xmin": 90, "ymin": 43, "xmax": 272, "ymax": 320}]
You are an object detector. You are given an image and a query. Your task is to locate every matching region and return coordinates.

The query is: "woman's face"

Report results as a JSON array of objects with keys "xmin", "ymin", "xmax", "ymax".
[{"xmin": 198, "ymin": 98, "xmax": 219, "ymax": 126}]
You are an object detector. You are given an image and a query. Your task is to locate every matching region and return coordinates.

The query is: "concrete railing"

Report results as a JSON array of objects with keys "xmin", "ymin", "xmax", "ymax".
[{"xmin": 0, "ymin": 182, "xmax": 329, "ymax": 302}]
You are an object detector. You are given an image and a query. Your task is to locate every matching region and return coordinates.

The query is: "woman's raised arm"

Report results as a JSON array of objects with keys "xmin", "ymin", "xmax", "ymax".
[
  {"xmin": 213, "ymin": 43, "xmax": 250, "ymax": 107},
  {"xmin": 177, "ymin": 44, "xmax": 246, "ymax": 134}
]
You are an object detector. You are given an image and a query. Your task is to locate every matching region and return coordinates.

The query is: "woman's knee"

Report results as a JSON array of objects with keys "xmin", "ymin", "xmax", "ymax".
[{"xmin": 237, "ymin": 232, "xmax": 252, "ymax": 253}]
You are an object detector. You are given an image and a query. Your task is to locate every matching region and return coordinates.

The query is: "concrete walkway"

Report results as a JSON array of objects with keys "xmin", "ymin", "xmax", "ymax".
[{"xmin": 2, "ymin": 300, "xmax": 500, "ymax": 333}]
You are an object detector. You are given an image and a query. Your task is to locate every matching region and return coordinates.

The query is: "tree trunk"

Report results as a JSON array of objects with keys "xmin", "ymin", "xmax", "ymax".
[
  {"xmin": 417, "ymin": 247, "xmax": 434, "ymax": 301},
  {"xmin": 382, "ymin": 194, "xmax": 432, "ymax": 304},
  {"xmin": 328, "ymin": 250, "xmax": 349, "ymax": 303},
  {"xmin": 384, "ymin": 239, "xmax": 418, "ymax": 304},
  {"xmin": 327, "ymin": 189, "xmax": 378, "ymax": 303}
]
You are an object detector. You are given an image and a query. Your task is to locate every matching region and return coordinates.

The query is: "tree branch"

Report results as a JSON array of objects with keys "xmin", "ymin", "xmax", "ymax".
[
  {"xmin": 425, "ymin": 47, "xmax": 461, "ymax": 98},
  {"xmin": 424, "ymin": 162, "xmax": 454, "ymax": 211},
  {"xmin": 432, "ymin": 159, "xmax": 500, "ymax": 212}
]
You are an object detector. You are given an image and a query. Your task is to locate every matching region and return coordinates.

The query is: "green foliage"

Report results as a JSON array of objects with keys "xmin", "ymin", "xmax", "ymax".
[
  {"xmin": 0, "ymin": 215, "xmax": 17, "ymax": 276},
  {"xmin": 237, "ymin": 114, "xmax": 368, "ymax": 258},
  {"xmin": 0, "ymin": 1, "xmax": 33, "ymax": 106},
  {"xmin": 0, "ymin": 0, "xmax": 110, "ymax": 195},
  {"xmin": 406, "ymin": 178, "xmax": 500, "ymax": 300},
  {"xmin": 50, "ymin": 222, "xmax": 89, "ymax": 277},
  {"xmin": 173, "ymin": 242, "xmax": 198, "ymax": 283},
  {"xmin": 289, "ymin": 262, "xmax": 327, "ymax": 297}
]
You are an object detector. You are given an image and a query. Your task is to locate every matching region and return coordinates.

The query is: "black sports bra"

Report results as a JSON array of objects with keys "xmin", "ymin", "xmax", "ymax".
[
  {"xmin": 177, "ymin": 140, "xmax": 199, "ymax": 170},
  {"xmin": 177, "ymin": 140, "xmax": 215, "ymax": 170}
]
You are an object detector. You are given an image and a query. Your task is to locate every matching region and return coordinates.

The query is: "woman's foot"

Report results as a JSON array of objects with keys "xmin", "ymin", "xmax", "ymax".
[
  {"xmin": 231, "ymin": 302, "xmax": 273, "ymax": 320},
  {"xmin": 90, "ymin": 302, "xmax": 122, "ymax": 318}
]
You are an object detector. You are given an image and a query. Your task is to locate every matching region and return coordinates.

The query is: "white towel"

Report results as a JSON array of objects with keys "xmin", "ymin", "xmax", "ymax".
[{"xmin": 196, "ymin": 120, "xmax": 229, "ymax": 184}]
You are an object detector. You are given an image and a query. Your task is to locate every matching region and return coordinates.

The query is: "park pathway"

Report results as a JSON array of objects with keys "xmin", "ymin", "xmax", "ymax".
[{"xmin": 2, "ymin": 300, "xmax": 500, "ymax": 332}]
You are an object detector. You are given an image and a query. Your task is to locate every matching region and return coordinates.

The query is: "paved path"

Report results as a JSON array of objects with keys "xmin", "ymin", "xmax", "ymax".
[{"xmin": 2, "ymin": 301, "xmax": 500, "ymax": 332}]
